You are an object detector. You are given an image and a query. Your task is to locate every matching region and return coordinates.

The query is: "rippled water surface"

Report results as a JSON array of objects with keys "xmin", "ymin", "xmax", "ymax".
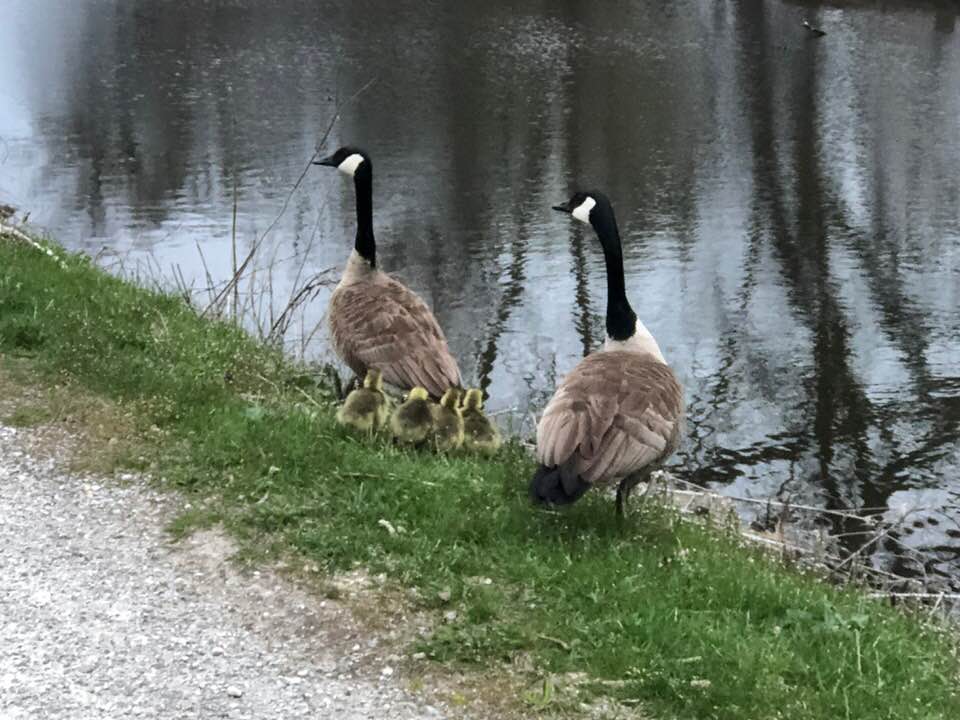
[{"xmin": 2, "ymin": 1, "xmax": 959, "ymax": 580}]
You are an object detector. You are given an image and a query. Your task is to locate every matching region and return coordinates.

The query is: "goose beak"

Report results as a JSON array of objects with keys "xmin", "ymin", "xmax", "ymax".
[
  {"xmin": 552, "ymin": 203, "xmax": 571, "ymax": 214},
  {"xmin": 314, "ymin": 154, "xmax": 338, "ymax": 167}
]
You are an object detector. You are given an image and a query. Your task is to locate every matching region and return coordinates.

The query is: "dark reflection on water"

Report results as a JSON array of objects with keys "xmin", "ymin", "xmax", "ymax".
[{"xmin": 2, "ymin": 0, "xmax": 960, "ymax": 580}]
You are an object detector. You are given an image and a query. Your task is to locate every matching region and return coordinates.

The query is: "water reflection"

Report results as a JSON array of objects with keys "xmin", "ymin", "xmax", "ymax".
[{"xmin": 1, "ymin": 0, "xmax": 959, "ymax": 581}]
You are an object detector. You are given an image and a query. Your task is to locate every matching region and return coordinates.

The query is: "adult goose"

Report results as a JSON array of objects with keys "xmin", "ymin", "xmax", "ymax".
[
  {"xmin": 315, "ymin": 147, "xmax": 462, "ymax": 398},
  {"xmin": 530, "ymin": 191, "xmax": 684, "ymax": 515}
]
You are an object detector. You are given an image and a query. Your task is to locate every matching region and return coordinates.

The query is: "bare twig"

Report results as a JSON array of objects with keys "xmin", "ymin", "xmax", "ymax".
[
  {"xmin": 669, "ymin": 476, "xmax": 916, "ymax": 523},
  {"xmin": 0, "ymin": 222, "xmax": 68, "ymax": 269},
  {"xmin": 194, "ymin": 240, "xmax": 217, "ymax": 308},
  {"xmin": 231, "ymin": 171, "xmax": 240, "ymax": 320},
  {"xmin": 867, "ymin": 592, "xmax": 960, "ymax": 601},
  {"xmin": 293, "ymin": 385, "xmax": 327, "ymax": 411},
  {"xmin": 202, "ymin": 76, "xmax": 378, "ymax": 318},
  {"xmin": 537, "ymin": 634, "xmax": 571, "ymax": 651},
  {"xmin": 268, "ymin": 268, "xmax": 337, "ymax": 342}
]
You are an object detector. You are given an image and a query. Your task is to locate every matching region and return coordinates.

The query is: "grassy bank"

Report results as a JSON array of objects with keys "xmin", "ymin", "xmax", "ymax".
[{"xmin": 1, "ymin": 233, "xmax": 958, "ymax": 720}]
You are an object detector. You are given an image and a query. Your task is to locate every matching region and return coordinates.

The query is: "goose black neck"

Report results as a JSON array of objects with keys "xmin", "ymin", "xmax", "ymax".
[
  {"xmin": 593, "ymin": 212, "xmax": 636, "ymax": 342},
  {"xmin": 353, "ymin": 166, "xmax": 376, "ymax": 267}
]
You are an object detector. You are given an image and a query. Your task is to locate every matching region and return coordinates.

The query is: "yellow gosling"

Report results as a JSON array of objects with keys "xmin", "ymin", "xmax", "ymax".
[
  {"xmin": 389, "ymin": 387, "xmax": 434, "ymax": 446},
  {"xmin": 336, "ymin": 369, "xmax": 390, "ymax": 434},
  {"xmin": 461, "ymin": 388, "xmax": 501, "ymax": 455},
  {"xmin": 431, "ymin": 388, "xmax": 464, "ymax": 452}
]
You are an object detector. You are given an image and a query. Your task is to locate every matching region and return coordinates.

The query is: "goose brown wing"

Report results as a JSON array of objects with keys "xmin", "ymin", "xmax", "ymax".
[
  {"xmin": 536, "ymin": 352, "xmax": 683, "ymax": 486},
  {"xmin": 329, "ymin": 275, "xmax": 461, "ymax": 397}
]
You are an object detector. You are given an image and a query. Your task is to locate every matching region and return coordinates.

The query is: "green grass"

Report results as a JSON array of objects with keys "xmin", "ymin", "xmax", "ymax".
[
  {"xmin": 3, "ymin": 403, "xmax": 54, "ymax": 427},
  {"xmin": 1, "ymin": 235, "xmax": 958, "ymax": 719}
]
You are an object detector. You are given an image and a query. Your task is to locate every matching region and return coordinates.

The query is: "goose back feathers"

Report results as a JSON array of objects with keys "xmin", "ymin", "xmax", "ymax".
[
  {"xmin": 329, "ymin": 254, "xmax": 461, "ymax": 398},
  {"xmin": 536, "ymin": 351, "xmax": 683, "ymax": 487}
]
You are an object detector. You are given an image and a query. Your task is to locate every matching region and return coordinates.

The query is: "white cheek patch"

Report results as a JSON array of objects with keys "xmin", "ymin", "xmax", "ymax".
[
  {"xmin": 571, "ymin": 196, "xmax": 596, "ymax": 225},
  {"xmin": 337, "ymin": 153, "xmax": 365, "ymax": 177}
]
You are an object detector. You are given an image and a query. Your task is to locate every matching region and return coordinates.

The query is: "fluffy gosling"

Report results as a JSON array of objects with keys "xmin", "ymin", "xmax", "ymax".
[
  {"xmin": 390, "ymin": 387, "xmax": 435, "ymax": 446},
  {"xmin": 430, "ymin": 388, "xmax": 464, "ymax": 452},
  {"xmin": 460, "ymin": 388, "xmax": 501, "ymax": 455},
  {"xmin": 336, "ymin": 368, "xmax": 390, "ymax": 433}
]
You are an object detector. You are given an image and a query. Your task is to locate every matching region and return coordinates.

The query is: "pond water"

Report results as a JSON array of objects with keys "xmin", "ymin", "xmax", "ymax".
[{"xmin": 2, "ymin": 0, "xmax": 959, "ymax": 583}]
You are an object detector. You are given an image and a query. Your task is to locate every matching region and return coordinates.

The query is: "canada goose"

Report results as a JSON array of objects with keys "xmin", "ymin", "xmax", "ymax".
[
  {"xmin": 390, "ymin": 387, "xmax": 435, "ymax": 446},
  {"xmin": 530, "ymin": 191, "xmax": 684, "ymax": 516},
  {"xmin": 802, "ymin": 19, "xmax": 826, "ymax": 37},
  {"xmin": 432, "ymin": 388, "xmax": 465, "ymax": 452},
  {"xmin": 336, "ymin": 368, "xmax": 390, "ymax": 433},
  {"xmin": 461, "ymin": 389, "xmax": 501, "ymax": 455},
  {"xmin": 315, "ymin": 147, "xmax": 462, "ymax": 399}
]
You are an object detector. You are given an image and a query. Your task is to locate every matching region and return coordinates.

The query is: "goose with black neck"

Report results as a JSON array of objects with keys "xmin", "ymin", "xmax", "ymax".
[
  {"xmin": 315, "ymin": 147, "xmax": 462, "ymax": 399},
  {"xmin": 531, "ymin": 191, "xmax": 684, "ymax": 515}
]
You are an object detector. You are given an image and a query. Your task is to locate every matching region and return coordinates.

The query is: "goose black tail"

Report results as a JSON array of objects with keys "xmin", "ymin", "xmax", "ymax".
[{"xmin": 529, "ymin": 464, "xmax": 591, "ymax": 506}]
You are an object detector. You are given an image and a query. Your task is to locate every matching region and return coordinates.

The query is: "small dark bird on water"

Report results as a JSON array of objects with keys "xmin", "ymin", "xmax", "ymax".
[{"xmin": 802, "ymin": 19, "xmax": 826, "ymax": 37}]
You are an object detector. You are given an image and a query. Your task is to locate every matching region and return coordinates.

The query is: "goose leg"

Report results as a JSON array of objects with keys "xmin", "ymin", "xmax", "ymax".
[
  {"xmin": 639, "ymin": 469, "xmax": 662, "ymax": 502},
  {"xmin": 616, "ymin": 469, "xmax": 651, "ymax": 517}
]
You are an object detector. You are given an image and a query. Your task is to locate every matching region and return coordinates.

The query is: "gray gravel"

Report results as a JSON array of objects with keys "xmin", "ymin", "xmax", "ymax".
[{"xmin": 0, "ymin": 423, "xmax": 451, "ymax": 720}]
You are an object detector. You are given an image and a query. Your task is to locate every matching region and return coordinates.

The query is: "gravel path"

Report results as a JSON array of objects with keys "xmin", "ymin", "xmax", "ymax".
[{"xmin": 0, "ymin": 422, "xmax": 451, "ymax": 720}]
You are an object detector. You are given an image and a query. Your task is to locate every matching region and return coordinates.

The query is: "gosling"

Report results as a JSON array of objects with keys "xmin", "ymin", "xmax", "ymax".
[
  {"xmin": 336, "ymin": 368, "xmax": 390, "ymax": 434},
  {"xmin": 431, "ymin": 388, "xmax": 464, "ymax": 452},
  {"xmin": 460, "ymin": 389, "xmax": 501, "ymax": 455},
  {"xmin": 390, "ymin": 387, "xmax": 435, "ymax": 446}
]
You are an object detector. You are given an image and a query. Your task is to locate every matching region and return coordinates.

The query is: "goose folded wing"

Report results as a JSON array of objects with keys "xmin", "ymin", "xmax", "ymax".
[
  {"xmin": 334, "ymin": 279, "xmax": 461, "ymax": 396},
  {"xmin": 536, "ymin": 352, "xmax": 683, "ymax": 485}
]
